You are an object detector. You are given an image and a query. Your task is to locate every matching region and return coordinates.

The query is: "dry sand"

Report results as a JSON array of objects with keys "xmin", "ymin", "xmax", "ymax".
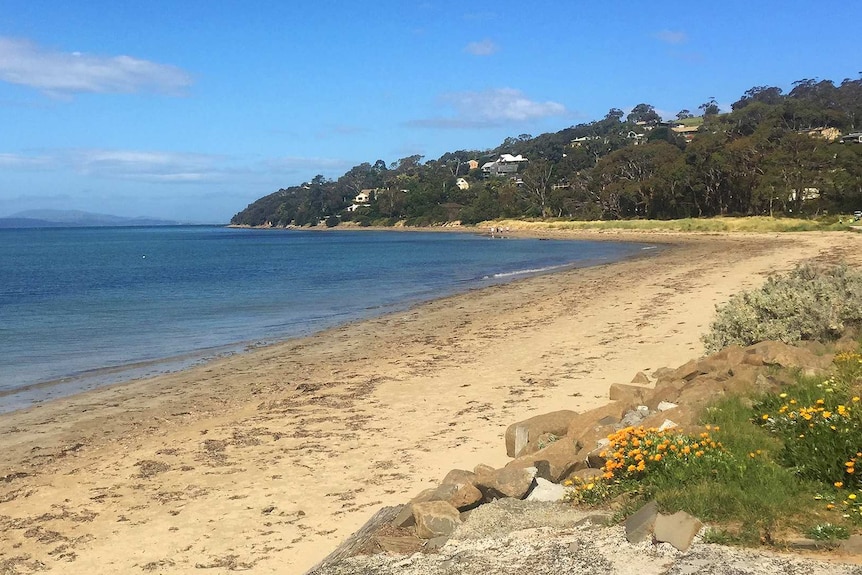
[{"xmin": 1, "ymin": 230, "xmax": 862, "ymax": 575}]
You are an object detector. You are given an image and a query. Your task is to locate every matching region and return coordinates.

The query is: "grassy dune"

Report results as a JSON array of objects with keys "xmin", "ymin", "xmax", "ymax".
[{"xmin": 481, "ymin": 216, "xmax": 859, "ymax": 233}]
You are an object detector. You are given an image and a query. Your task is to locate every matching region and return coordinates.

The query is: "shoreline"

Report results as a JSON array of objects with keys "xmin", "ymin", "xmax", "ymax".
[
  {"xmin": 1, "ymin": 228, "xmax": 654, "ymax": 414},
  {"xmin": 2, "ymin": 231, "xmax": 862, "ymax": 574}
]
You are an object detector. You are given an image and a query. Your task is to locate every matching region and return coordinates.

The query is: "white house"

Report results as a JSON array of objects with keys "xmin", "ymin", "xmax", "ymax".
[
  {"xmin": 347, "ymin": 189, "xmax": 376, "ymax": 212},
  {"xmin": 455, "ymin": 178, "xmax": 470, "ymax": 190}
]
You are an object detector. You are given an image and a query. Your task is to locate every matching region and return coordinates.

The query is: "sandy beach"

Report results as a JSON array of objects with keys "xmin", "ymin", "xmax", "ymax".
[{"xmin": 2, "ymin": 229, "xmax": 862, "ymax": 575}]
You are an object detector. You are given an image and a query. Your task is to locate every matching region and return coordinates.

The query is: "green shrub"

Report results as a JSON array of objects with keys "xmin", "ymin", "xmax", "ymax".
[{"xmin": 703, "ymin": 263, "xmax": 862, "ymax": 353}]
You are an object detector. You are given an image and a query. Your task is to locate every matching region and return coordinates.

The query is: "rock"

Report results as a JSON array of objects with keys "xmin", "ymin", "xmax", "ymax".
[
  {"xmin": 424, "ymin": 536, "xmax": 449, "ymax": 551},
  {"xmin": 525, "ymin": 477, "xmax": 568, "ymax": 502},
  {"xmin": 625, "ymin": 500, "xmax": 658, "ymax": 544},
  {"xmin": 412, "ymin": 500, "xmax": 462, "ymax": 539},
  {"xmin": 671, "ymin": 359, "xmax": 705, "ymax": 381},
  {"xmin": 657, "ymin": 419, "xmax": 678, "ymax": 431},
  {"xmin": 745, "ymin": 341, "xmax": 832, "ymax": 372},
  {"xmin": 427, "ymin": 482, "xmax": 483, "ymax": 511},
  {"xmin": 786, "ymin": 537, "xmax": 829, "ymax": 551},
  {"xmin": 631, "ymin": 371, "xmax": 651, "ymax": 384},
  {"xmin": 566, "ymin": 403, "xmax": 629, "ymax": 440},
  {"xmin": 505, "ymin": 410, "xmax": 579, "ymax": 458},
  {"xmin": 652, "ymin": 366, "xmax": 675, "ymax": 381},
  {"xmin": 646, "ymin": 379, "xmax": 687, "ymax": 408},
  {"xmin": 441, "ymin": 469, "xmax": 476, "ymax": 486},
  {"xmin": 608, "ymin": 383, "xmax": 652, "ymax": 406},
  {"xmin": 474, "ymin": 464, "xmax": 495, "ymax": 477},
  {"xmin": 619, "ymin": 408, "xmax": 648, "ymax": 427},
  {"xmin": 708, "ymin": 345, "xmax": 747, "ymax": 366},
  {"xmin": 838, "ymin": 534, "xmax": 862, "ymax": 554},
  {"xmin": 653, "ymin": 510, "xmax": 703, "ymax": 551},
  {"xmin": 391, "ymin": 504, "xmax": 418, "ymax": 528},
  {"xmin": 505, "ymin": 438, "xmax": 580, "ymax": 483},
  {"xmin": 476, "ymin": 466, "xmax": 537, "ymax": 500},
  {"xmin": 657, "ymin": 401, "xmax": 678, "ymax": 412}
]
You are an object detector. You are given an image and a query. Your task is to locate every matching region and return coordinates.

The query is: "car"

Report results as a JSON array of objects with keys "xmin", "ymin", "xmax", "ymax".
[{"xmin": 854, "ymin": 210, "xmax": 862, "ymax": 221}]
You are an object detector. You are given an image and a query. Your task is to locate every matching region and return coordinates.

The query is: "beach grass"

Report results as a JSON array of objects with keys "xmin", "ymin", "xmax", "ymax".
[{"xmin": 483, "ymin": 216, "xmax": 856, "ymax": 233}]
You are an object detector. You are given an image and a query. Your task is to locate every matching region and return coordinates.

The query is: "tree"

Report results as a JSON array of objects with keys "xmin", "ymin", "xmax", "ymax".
[
  {"xmin": 519, "ymin": 158, "xmax": 555, "ymax": 217},
  {"xmin": 676, "ymin": 109, "xmax": 694, "ymax": 120},
  {"xmin": 699, "ymin": 98, "xmax": 720, "ymax": 116},
  {"xmin": 732, "ymin": 86, "xmax": 783, "ymax": 110},
  {"xmin": 627, "ymin": 103, "xmax": 661, "ymax": 125},
  {"xmin": 605, "ymin": 108, "xmax": 624, "ymax": 122}
]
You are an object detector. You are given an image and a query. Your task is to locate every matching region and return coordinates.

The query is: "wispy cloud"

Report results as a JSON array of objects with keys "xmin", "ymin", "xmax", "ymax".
[
  {"xmin": 409, "ymin": 88, "xmax": 566, "ymax": 129},
  {"xmin": 465, "ymin": 39, "xmax": 499, "ymax": 56},
  {"xmin": 0, "ymin": 152, "xmax": 51, "ymax": 168},
  {"xmin": 0, "ymin": 37, "xmax": 193, "ymax": 96},
  {"xmin": 71, "ymin": 150, "xmax": 224, "ymax": 181},
  {"xmin": 654, "ymin": 30, "xmax": 688, "ymax": 45}
]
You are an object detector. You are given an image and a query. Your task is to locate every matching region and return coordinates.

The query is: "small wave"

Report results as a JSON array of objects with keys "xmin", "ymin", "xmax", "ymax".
[{"xmin": 485, "ymin": 263, "xmax": 570, "ymax": 280}]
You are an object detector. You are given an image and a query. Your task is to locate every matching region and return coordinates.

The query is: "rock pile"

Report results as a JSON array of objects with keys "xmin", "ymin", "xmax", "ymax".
[{"xmin": 308, "ymin": 339, "xmax": 849, "ymax": 572}]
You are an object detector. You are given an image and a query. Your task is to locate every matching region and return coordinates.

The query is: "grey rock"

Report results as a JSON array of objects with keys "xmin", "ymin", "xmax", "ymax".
[
  {"xmin": 625, "ymin": 500, "xmax": 658, "ymax": 544},
  {"xmin": 653, "ymin": 510, "xmax": 703, "ymax": 551}
]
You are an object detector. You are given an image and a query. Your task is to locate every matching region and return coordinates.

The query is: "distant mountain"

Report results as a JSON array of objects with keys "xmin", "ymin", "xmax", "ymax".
[{"xmin": 0, "ymin": 210, "xmax": 182, "ymax": 228}]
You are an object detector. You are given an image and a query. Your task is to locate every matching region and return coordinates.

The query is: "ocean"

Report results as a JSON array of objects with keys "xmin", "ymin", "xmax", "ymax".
[{"xmin": 0, "ymin": 226, "xmax": 651, "ymax": 411}]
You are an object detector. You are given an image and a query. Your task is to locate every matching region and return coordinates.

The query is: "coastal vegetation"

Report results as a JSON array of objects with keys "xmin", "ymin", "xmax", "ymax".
[
  {"xmin": 231, "ymin": 76, "xmax": 862, "ymax": 227},
  {"xmin": 564, "ymin": 264, "xmax": 862, "ymax": 546},
  {"xmin": 567, "ymin": 350, "xmax": 862, "ymax": 545},
  {"xmin": 703, "ymin": 263, "xmax": 862, "ymax": 352}
]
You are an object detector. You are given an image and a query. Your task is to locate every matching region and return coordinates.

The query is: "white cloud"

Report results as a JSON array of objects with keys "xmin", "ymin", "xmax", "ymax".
[
  {"xmin": 465, "ymin": 39, "xmax": 499, "ymax": 56},
  {"xmin": 451, "ymin": 88, "xmax": 566, "ymax": 122},
  {"xmin": 0, "ymin": 37, "xmax": 193, "ymax": 96},
  {"xmin": 654, "ymin": 30, "xmax": 688, "ymax": 45},
  {"xmin": 409, "ymin": 88, "xmax": 566, "ymax": 128}
]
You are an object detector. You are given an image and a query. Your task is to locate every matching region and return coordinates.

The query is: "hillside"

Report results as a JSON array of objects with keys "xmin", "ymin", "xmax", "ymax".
[
  {"xmin": 231, "ymin": 77, "xmax": 862, "ymax": 228},
  {"xmin": 0, "ymin": 210, "xmax": 181, "ymax": 228}
]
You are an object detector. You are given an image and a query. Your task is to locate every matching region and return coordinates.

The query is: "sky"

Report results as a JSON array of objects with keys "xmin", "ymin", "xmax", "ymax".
[{"xmin": 1, "ymin": 1, "xmax": 860, "ymax": 223}]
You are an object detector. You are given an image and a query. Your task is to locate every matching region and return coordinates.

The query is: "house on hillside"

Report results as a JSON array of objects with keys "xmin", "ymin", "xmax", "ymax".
[
  {"xmin": 840, "ymin": 132, "xmax": 862, "ymax": 144},
  {"xmin": 346, "ymin": 189, "xmax": 376, "ymax": 212},
  {"xmin": 805, "ymin": 127, "xmax": 841, "ymax": 142},
  {"xmin": 481, "ymin": 154, "xmax": 528, "ymax": 178},
  {"xmin": 467, "ymin": 159, "xmax": 480, "ymax": 170},
  {"xmin": 455, "ymin": 178, "xmax": 470, "ymax": 190},
  {"xmin": 671, "ymin": 124, "xmax": 700, "ymax": 142}
]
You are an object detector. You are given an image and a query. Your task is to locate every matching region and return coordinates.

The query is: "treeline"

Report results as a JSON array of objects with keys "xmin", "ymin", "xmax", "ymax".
[{"xmin": 230, "ymin": 77, "xmax": 862, "ymax": 227}]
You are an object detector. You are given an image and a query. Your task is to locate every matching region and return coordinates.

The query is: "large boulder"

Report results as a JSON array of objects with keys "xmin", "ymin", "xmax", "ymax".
[
  {"xmin": 745, "ymin": 341, "xmax": 833, "ymax": 373},
  {"xmin": 474, "ymin": 465, "xmax": 537, "ymax": 500},
  {"xmin": 505, "ymin": 410, "xmax": 579, "ymax": 458},
  {"xmin": 412, "ymin": 500, "xmax": 462, "ymax": 539},
  {"xmin": 608, "ymin": 383, "xmax": 653, "ymax": 407},
  {"xmin": 505, "ymin": 437, "xmax": 580, "ymax": 483}
]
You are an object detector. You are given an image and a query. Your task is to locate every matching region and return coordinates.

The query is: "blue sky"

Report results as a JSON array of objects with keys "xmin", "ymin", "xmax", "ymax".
[{"xmin": 1, "ymin": 1, "xmax": 860, "ymax": 223}]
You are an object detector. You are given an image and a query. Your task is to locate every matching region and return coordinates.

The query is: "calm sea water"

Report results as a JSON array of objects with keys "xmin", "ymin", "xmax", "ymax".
[{"xmin": 0, "ymin": 226, "xmax": 651, "ymax": 411}]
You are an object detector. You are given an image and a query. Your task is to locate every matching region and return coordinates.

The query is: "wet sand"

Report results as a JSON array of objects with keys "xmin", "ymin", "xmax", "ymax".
[{"xmin": 1, "ymin": 230, "xmax": 861, "ymax": 574}]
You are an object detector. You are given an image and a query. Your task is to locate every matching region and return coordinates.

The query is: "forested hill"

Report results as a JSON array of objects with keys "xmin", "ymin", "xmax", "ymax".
[{"xmin": 230, "ymin": 77, "xmax": 862, "ymax": 228}]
